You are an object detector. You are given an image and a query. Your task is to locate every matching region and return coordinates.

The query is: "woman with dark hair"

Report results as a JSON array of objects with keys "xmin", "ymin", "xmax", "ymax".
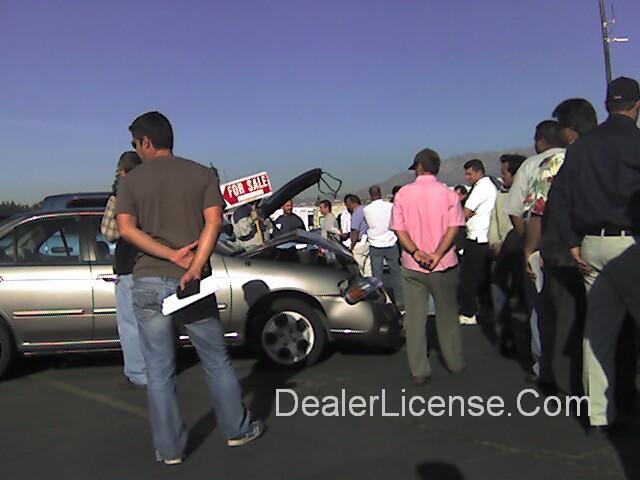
[{"xmin": 101, "ymin": 151, "xmax": 146, "ymax": 387}]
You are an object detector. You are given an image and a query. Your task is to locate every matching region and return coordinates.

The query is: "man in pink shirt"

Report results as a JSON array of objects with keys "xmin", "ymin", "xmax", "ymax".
[{"xmin": 391, "ymin": 148, "xmax": 466, "ymax": 385}]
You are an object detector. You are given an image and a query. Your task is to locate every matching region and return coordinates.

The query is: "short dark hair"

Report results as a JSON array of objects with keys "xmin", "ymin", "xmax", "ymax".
[
  {"xmin": 534, "ymin": 120, "xmax": 564, "ymax": 148},
  {"xmin": 454, "ymin": 185, "xmax": 468, "ymax": 195},
  {"xmin": 319, "ymin": 199, "xmax": 332, "ymax": 210},
  {"xmin": 129, "ymin": 111, "xmax": 174, "ymax": 150},
  {"xmin": 463, "ymin": 159, "xmax": 485, "ymax": 173},
  {"xmin": 369, "ymin": 185, "xmax": 382, "ymax": 197},
  {"xmin": 499, "ymin": 154, "xmax": 527, "ymax": 176},
  {"xmin": 118, "ymin": 151, "xmax": 142, "ymax": 173},
  {"xmin": 552, "ymin": 99, "xmax": 598, "ymax": 136},
  {"xmin": 344, "ymin": 194, "xmax": 361, "ymax": 205},
  {"xmin": 112, "ymin": 151, "xmax": 142, "ymax": 195},
  {"xmin": 413, "ymin": 148, "xmax": 441, "ymax": 174}
]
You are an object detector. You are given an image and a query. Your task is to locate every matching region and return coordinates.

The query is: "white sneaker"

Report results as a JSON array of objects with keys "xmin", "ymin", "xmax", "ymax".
[
  {"xmin": 155, "ymin": 451, "xmax": 183, "ymax": 465},
  {"xmin": 458, "ymin": 314, "xmax": 477, "ymax": 325}
]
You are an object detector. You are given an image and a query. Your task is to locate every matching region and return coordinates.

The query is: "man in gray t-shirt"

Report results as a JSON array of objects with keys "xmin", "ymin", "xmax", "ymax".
[
  {"xmin": 319, "ymin": 199, "xmax": 340, "ymax": 239},
  {"xmin": 116, "ymin": 111, "xmax": 263, "ymax": 464}
]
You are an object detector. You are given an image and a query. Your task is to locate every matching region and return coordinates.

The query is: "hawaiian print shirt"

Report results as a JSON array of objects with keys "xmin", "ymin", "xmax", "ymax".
[{"xmin": 524, "ymin": 151, "xmax": 566, "ymax": 217}]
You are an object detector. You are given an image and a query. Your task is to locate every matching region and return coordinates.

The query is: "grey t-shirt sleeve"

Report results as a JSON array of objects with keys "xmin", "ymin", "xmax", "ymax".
[
  {"xmin": 203, "ymin": 168, "xmax": 226, "ymax": 210},
  {"xmin": 115, "ymin": 176, "xmax": 137, "ymax": 216}
]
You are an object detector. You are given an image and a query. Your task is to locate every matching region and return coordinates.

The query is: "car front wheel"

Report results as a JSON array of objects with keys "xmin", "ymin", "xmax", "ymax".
[{"xmin": 253, "ymin": 298, "xmax": 327, "ymax": 368}]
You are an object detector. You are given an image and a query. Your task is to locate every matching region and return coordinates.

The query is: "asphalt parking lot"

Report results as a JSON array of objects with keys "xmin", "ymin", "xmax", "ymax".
[{"xmin": 1, "ymin": 326, "xmax": 638, "ymax": 480}]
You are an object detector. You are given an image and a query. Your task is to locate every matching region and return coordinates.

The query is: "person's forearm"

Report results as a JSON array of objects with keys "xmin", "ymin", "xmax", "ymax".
[
  {"xmin": 190, "ymin": 218, "xmax": 222, "ymax": 272},
  {"xmin": 349, "ymin": 231, "xmax": 359, "ymax": 249},
  {"xmin": 510, "ymin": 215, "xmax": 526, "ymax": 238},
  {"xmin": 524, "ymin": 215, "xmax": 542, "ymax": 257},
  {"xmin": 488, "ymin": 217, "xmax": 499, "ymax": 247},
  {"xmin": 395, "ymin": 231, "xmax": 417, "ymax": 253},
  {"xmin": 464, "ymin": 207, "xmax": 475, "ymax": 220},
  {"xmin": 434, "ymin": 226, "xmax": 459, "ymax": 257},
  {"xmin": 119, "ymin": 224, "xmax": 176, "ymax": 260}
]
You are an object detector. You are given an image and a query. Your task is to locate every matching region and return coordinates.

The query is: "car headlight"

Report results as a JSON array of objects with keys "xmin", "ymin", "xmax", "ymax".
[{"xmin": 340, "ymin": 276, "xmax": 383, "ymax": 305}]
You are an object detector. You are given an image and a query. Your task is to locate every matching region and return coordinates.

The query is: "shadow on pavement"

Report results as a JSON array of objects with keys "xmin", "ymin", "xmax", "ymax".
[
  {"xmin": 415, "ymin": 461, "xmax": 464, "ymax": 479},
  {"xmin": 5, "ymin": 351, "xmax": 126, "ymax": 381},
  {"xmin": 185, "ymin": 359, "xmax": 301, "ymax": 456},
  {"xmin": 609, "ymin": 422, "xmax": 640, "ymax": 480}
]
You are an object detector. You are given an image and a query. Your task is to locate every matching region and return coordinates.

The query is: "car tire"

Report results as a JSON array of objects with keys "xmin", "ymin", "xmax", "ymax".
[
  {"xmin": 0, "ymin": 319, "xmax": 15, "ymax": 378},
  {"xmin": 253, "ymin": 298, "xmax": 327, "ymax": 368}
]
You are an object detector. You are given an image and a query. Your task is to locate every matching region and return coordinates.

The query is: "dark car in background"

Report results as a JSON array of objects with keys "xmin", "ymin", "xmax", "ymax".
[{"xmin": 38, "ymin": 192, "xmax": 111, "ymax": 211}]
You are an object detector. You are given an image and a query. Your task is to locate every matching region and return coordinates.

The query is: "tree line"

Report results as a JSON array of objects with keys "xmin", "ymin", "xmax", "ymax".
[{"xmin": 0, "ymin": 201, "xmax": 35, "ymax": 217}]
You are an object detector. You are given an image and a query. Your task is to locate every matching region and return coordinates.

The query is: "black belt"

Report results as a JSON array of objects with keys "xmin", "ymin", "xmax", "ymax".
[{"xmin": 584, "ymin": 227, "xmax": 639, "ymax": 237}]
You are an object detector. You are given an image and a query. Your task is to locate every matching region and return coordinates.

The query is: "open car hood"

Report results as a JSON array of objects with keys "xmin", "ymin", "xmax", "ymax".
[
  {"xmin": 258, "ymin": 168, "xmax": 323, "ymax": 219},
  {"xmin": 241, "ymin": 230, "xmax": 355, "ymax": 263}
]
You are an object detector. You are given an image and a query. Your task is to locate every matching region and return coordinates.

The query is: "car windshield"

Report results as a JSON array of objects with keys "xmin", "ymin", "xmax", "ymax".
[{"xmin": 246, "ymin": 237, "xmax": 359, "ymax": 277}]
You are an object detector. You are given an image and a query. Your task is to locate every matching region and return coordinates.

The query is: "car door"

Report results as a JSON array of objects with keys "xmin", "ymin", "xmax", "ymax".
[
  {"xmin": 83, "ymin": 215, "xmax": 118, "ymax": 342},
  {"xmin": 210, "ymin": 251, "xmax": 232, "ymax": 325},
  {"xmin": 0, "ymin": 215, "xmax": 93, "ymax": 348}
]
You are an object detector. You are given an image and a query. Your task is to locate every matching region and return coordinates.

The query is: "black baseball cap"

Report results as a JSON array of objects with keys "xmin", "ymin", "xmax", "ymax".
[
  {"xmin": 408, "ymin": 148, "xmax": 441, "ymax": 174},
  {"xmin": 606, "ymin": 76, "xmax": 640, "ymax": 104}
]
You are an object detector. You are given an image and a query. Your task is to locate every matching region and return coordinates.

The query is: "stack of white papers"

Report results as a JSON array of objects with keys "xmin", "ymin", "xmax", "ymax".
[{"xmin": 162, "ymin": 275, "xmax": 220, "ymax": 316}]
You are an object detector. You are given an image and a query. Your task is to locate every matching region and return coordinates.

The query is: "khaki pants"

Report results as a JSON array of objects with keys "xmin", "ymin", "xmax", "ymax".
[
  {"xmin": 402, "ymin": 267, "xmax": 464, "ymax": 377},
  {"xmin": 581, "ymin": 235, "xmax": 636, "ymax": 426},
  {"xmin": 352, "ymin": 240, "xmax": 372, "ymax": 277}
]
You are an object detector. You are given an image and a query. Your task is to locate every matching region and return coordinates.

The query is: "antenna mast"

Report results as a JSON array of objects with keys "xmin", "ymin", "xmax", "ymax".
[{"xmin": 598, "ymin": 0, "xmax": 630, "ymax": 84}]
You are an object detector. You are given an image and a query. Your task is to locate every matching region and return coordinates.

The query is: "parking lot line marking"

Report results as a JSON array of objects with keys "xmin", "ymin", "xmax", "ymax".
[{"xmin": 36, "ymin": 378, "xmax": 148, "ymax": 420}]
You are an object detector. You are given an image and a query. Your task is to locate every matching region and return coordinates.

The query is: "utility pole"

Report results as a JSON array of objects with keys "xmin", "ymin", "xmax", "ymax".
[
  {"xmin": 598, "ymin": 0, "xmax": 612, "ymax": 83},
  {"xmin": 598, "ymin": 0, "xmax": 630, "ymax": 84}
]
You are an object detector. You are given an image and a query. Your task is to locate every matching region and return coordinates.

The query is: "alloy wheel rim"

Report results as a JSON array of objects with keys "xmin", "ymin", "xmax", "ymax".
[{"xmin": 261, "ymin": 311, "xmax": 315, "ymax": 365}]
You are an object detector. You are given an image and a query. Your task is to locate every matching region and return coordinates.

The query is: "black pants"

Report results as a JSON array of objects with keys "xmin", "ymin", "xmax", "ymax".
[
  {"xmin": 537, "ymin": 263, "xmax": 586, "ymax": 391},
  {"xmin": 459, "ymin": 239, "xmax": 492, "ymax": 317},
  {"xmin": 491, "ymin": 232, "xmax": 526, "ymax": 345}
]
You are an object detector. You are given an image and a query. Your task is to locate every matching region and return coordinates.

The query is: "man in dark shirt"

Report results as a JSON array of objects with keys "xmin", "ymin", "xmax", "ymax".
[
  {"xmin": 548, "ymin": 77, "xmax": 640, "ymax": 430},
  {"xmin": 116, "ymin": 112, "xmax": 263, "ymax": 464},
  {"xmin": 274, "ymin": 199, "xmax": 305, "ymax": 235}
]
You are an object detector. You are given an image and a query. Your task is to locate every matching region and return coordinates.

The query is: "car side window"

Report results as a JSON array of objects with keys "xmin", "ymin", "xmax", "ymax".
[
  {"xmin": 0, "ymin": 231, "xmax": 16, "ymax": 264},
  {"xmin": 14, "ymin": 217, "xmax": 83, "ymax": 265},
  {"xmin": 88, "ymin": 216, "xmax": 115, "ymax": 264}
]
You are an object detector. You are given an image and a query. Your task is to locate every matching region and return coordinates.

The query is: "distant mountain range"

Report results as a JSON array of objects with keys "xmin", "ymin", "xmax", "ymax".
[{"xmin": 299, "ymin": 146, "xmax": 535, "ymax": 203}]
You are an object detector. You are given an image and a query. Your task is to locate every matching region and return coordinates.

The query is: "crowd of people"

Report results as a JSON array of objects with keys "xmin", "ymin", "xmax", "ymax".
[
  {"xmin": 101, "ymin": 75, "xmax": 638, "ymax": 465},
  {"xmin": 318, "ymin": 76, "xmax": 640, "ymax": 434}
]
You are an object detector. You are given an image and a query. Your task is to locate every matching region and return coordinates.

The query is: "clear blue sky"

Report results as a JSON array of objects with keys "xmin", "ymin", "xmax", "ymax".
[{"xmin": 1, "ymin": 0, "xmax": 638, "ymax": 203}]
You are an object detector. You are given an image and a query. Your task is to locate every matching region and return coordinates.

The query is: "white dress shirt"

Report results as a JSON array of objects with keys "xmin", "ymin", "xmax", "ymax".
[{"xmin": 465, "ymin": 176, "xmax": 498, "ymax": 243}]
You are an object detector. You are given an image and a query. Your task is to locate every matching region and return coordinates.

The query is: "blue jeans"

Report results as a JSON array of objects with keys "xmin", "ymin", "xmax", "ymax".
[
  {"xmin": 132, "ymin": 277, "xmax": 251, "ymax": 459},
  {"xmin": 115, "ymin": 274, "xmax": 147, "ymax": 385},
  {"xmin": 370, "ymin": 245, "xmax": 404, "ymax": 305}
]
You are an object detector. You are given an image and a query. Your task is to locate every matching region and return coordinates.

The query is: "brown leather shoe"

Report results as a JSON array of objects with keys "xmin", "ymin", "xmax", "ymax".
[{"xmin": 412, "ymin": 376, "xmax": 431, "ymax": 386}]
